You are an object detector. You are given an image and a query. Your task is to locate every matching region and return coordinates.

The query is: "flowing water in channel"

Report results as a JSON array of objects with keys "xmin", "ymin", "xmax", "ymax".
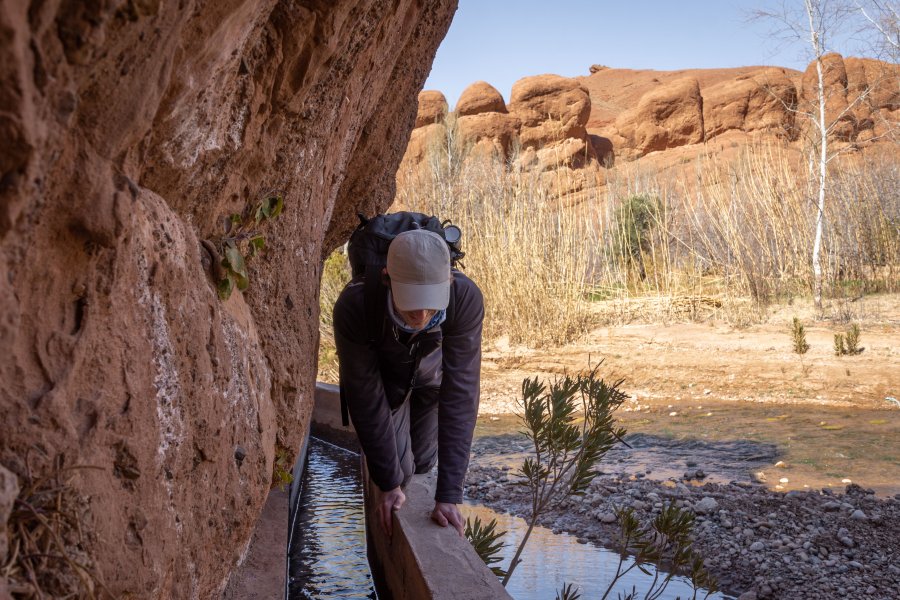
[
  {"xmin": 288, "ymin": 437, "xmax": 376, "ymax": 599},
  {"xmin": 289, "ymin": 436, "xmax": 725, "ymax": 599}
]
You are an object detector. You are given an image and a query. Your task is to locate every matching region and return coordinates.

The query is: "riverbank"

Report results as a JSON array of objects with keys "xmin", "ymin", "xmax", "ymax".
[
  {"xmin": 466, "ymin": 296, "xmax": 899, "ymax": 598},
  {"xmin": 464, "ymin": 459, "xmax": 900, "ymax": 599}
]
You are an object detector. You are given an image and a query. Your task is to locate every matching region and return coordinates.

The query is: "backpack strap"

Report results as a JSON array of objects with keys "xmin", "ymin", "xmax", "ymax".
[{"xmin": 363, "ymin": 264, "xmax": 387, "ymax": 345}]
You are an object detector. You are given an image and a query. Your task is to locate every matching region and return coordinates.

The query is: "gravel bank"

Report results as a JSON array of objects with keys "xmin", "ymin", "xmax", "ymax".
[{"xmin": 466, "ymin": 459, "xmax": 900, "ymax": 599}]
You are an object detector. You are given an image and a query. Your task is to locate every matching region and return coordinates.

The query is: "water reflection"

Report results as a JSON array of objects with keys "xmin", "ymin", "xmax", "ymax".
[
  {"xmin": 288, "ymin": 437, "xmax": 376, "ymax": 599},
  {"xmin": 462, "ymin": 504, "xmax": 734, "ymax": 600}
]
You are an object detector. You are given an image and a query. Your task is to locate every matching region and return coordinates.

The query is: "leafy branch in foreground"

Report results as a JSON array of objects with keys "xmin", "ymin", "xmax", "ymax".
[
  {"xmin": 464, "ymin": 515, "xmax": 508, "ymax": 577},
  {"xmin": 502, "ymin": 366, "xmax": 628, "ymax": 586},
  {"xmin": 467, "ymin": 366, "xmax": 718, "ymax": 599},
  {"xmin": 601, "ymin": 504, "xmax": 718, "ymax": 600},
  {"xmin": 212, "ymin": 192, "xmax": 284, "ymax": 300}
]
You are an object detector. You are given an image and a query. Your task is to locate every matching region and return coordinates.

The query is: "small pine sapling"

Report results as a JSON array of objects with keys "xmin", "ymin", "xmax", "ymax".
[
  {"xmin": 844, "ymin": 323, "xmax": 861, "ymax": 355},
  {"xmin": 465, "ymin": 516, "xmax": 508, "ymax": 577},
  {"xmin": 502, "ymin": 367, "xmax": 628, "ymax": 586},
  {"xmin": 834, "ymin": 333, "xmax": 847, "ymax": 356},
  {"xmin": 791, "ymin": 317, "xmax": 810, "ymax": 354}
]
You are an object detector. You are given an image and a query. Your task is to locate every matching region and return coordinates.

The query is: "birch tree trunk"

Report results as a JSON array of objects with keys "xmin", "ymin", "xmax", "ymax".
[{"xmin": 806, "ymin": 0, "xmax": 828, "ymax": 311}]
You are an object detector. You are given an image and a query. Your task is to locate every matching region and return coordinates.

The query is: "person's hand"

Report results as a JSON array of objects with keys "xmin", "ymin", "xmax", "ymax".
[
  {"xmin": 378, "ymin": 486, "xmax": 406, "ymax": 537},
  {"xmin": 431, "ymin": 501, "xmax": 464, "ymax": 536}
]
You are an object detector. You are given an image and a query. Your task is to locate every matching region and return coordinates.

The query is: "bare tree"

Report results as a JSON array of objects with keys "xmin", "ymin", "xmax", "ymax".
[
  {"xmin": 756, "ymin": 0, "xmax": 896, "ymax": 310},
  {"xmin": 855, "ymin": 0, "xmax": 900, "ymax": 57}
]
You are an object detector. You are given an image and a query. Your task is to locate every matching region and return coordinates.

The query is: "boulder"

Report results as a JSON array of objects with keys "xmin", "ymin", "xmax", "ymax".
[
  {"xmin": 703, "ymin": 68, "xmax": 799, "ymax": 140},
  {"xmin": 416, "ymin": 90, "xmax": 450, "ymax": 128},
  {"xmin": 401, "ymin": 122, "xmax": 448, "ymax": 169},
  {"xmin": 800, "ymin": 53, "xmax": 857, "ymax": 141},
  {"xmin": 456, "ymin": 81, "xmax": 507, "ymax": 116},
  {"xmin": 509, "ymin": 74, "xmax": 592, "ymax": 148},
  {"xmin": 457, "ymin": 112, "xmax": 519, "ymax": 160},
  {"xmin": 0, "ymin": 0, "xmax": 456, "ymax": 596},
  {"xmin": 615, "ymin": 77, "xmax": 704, "ymax": 156}
]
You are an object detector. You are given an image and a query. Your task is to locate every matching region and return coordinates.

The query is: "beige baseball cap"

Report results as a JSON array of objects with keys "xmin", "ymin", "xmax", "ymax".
[{"xmin": 386, "ymin": 230, "xmax": 451, "ymax": 311}]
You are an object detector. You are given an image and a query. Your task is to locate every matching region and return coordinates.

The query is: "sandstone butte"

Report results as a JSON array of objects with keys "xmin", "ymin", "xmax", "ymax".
[
  {"xmin": 398, "ymin": 56, "xmax": 898, "ymax": 198},
  {"xmin": 0, "ymin": 1, "xmax": 457, "ymax": 597}
]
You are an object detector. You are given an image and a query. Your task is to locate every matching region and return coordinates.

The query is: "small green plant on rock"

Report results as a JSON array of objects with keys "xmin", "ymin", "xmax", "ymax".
[
  {"xmin": 272, "ymin": 445, "xmax": 293, "ymax": 491},
  {"xmin": 790, "ymin": 317, "xmax": 810, "ymax": 354},
  {"xmin": 213, "ymin": 192, "xmax": 284, "ymax": 300}
]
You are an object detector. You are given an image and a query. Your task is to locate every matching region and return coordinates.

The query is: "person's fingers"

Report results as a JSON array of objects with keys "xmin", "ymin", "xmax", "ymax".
[
  {"xmin": 448, "ymin": 511, "xmax": 464, "ymax": 536},
  {"xmin": 431, "ymin": 507, "xmax": 448, "ymax": 527}
]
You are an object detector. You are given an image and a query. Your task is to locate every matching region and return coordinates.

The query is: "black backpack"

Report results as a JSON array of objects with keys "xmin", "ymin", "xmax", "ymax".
[
  {"xmin": 339, "ymin": 211, "xmax": 464, "ymax": 425},
  {"xmin": 347, "ymin": 211, "xmax": 464, "ymax": 280}
]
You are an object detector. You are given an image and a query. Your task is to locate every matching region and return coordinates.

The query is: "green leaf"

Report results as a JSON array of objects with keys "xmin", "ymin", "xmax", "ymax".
[
  {"xmin": 269, "ymin": 194, "xmax": 284, "ymax": 219},
  {"xmin": 217, "ymin": 276, "xmax": 234, "ymax": 300},
  {"xmin": 230, "ymin": 213, "xmax": 242, "ymax": 224},
  {"xmin": 250, "ymin": 235, "xmax": 265, "ymax": 252},
  {"xmin": 224, "ymin": 243, "xmax": 249, "ymax": 290}
]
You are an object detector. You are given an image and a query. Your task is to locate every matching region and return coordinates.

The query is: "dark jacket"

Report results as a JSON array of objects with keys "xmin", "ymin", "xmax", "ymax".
[{"xmin": 333, "ymin": 271, "xmax": 483, "ymax": 504}]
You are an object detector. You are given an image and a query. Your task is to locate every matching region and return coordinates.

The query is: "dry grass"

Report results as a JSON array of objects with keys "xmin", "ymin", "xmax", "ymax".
[
  {"xmin": 398, "ymin": 151, "xmax": 597, "ymax": 346},
  {"xmin": 599, "ymin": 143, "xmax": 900, "ymax": 309},
  {"xmin": 3, "ymin": 453, "xmax": 107, "ymax": 599},
  {"xmin": 317, "ymin": 123, "xmax": 898, "ymax": 367},
  {"xmin": 317, "ymin": 251, "xmax": 350, "ymax": 384}
]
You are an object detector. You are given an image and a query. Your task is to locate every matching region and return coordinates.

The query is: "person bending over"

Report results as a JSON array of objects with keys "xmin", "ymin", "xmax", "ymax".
[{"xmin": 333, "ymin": 229, "xmax": 483, "ymax": 536}]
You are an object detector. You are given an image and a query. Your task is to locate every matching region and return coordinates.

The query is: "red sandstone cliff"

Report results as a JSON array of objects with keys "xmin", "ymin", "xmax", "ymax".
[
  {"xmin": 401, "ymin": 55, "xmax": 898, "ymax": 185},
  {"xmin": 0, "ymin": 0, "xmax": 456, "ymax": 596}
]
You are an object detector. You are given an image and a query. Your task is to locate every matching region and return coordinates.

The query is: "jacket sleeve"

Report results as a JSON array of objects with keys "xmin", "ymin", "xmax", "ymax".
[
  {"xmin": 435, "ymin": 274, "xmax": 484, "ymax": 503},
  {"xmin": 333, "ymin": 283, "xmax": 404, "ymax": 492}
]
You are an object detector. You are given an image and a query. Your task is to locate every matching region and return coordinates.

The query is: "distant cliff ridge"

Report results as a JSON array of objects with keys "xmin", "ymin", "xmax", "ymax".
[
  {"xmin": 401, "ymin": 54, "xmax": 898, "ymax": 190},
  {"xmin": 0, "ymin": 1, "xmax": 456, "ymax": 596}
]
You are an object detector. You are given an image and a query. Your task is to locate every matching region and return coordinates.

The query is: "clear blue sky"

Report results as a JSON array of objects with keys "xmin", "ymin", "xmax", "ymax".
[{"xmin": 425, "ymin": 1, "xmax": 847, "ymax": 109}]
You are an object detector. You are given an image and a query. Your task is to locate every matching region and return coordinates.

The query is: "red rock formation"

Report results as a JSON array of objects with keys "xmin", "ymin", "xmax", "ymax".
[
  {"xmin": 456, "ymin": 81, "xmax": 508, "ymax": 116},
  {"xmin": 0, "ymin": 0, "xmax": 456, "ymax": 596},
  {"xmin": 509, "ymin": 74, "xmax": 592, "ymax": 149},
  {"xmin": 702, "ymin": 68, "xmax": 799, "ymax": 140},
  {"xmin": 614, "ymin": 77, "xmax": 705, "ymax": 156},
  {"xmin": 416, "ymin": 90, "xmax": 450, "ymax": 128}
]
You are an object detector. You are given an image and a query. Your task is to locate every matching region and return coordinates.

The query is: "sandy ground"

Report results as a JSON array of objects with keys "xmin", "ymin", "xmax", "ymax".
[
  {"xmin": 478, "ymin": 294, "xmax": 899, "ymax": 414},
  {"xmin": 474, "ymin": 293, "xmax": 900, "ymax": 497}
]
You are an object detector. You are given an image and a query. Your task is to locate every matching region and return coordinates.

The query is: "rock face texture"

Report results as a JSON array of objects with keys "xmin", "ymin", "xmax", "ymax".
[
  {"xmin": 702, "ymin": 68, "xmax": 799, "ymax": 140},
  {"xmin": 0, "ymin": 0, "xmax": 456, "ymax": 597},
  {"xmin": 613, "ymin": 77, "xmax": 705, "ymax": 156}
]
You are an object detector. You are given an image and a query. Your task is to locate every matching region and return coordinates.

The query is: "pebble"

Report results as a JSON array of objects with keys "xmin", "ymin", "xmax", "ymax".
[
  {"xmin": 597, "ymin": 512, "xmax": 616, "ymax": 524},
  {"xmin": 695, "ymin": 497, "xmax": 719, "ymax": 514},
  {"xmin": 466, "ymin": 441, "xmax": 900, "ymax": 600}
]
